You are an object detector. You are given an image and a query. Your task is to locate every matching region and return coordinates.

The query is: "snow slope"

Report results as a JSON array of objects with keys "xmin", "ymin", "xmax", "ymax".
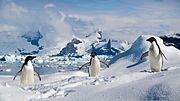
[{"xmin": 0, "ymin": 35, "xmax": 180, "ymax": 101}]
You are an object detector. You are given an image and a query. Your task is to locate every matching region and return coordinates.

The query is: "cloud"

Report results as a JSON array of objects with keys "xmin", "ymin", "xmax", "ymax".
[
  {"xmin": 43, "ymin": 10, "xmax": 73, "ymax": 47},
  {"xmin": 0, "ymin": 24, "xmax": 17, "ymax": 32},
  {"xmin": 0, "ymin": 0, "xmax": 74, "ymax": 48},
  {"xmin": 44, "ymin": 3, "xmax": 56, "ymax": 8},
  {"xmin": 0, "ymin": 0, "xmax": 180, "ymax": 47},
  {"xmin": 67, "ymin": 14, "xmax": 93, "ymax": 21},
  {"xmin": 0, "ymin": 0, "xmax": 28, "ymax": 19},
  {"xmin": 93, "ymin": 15, "xmax": 138, "ymax": 30}
]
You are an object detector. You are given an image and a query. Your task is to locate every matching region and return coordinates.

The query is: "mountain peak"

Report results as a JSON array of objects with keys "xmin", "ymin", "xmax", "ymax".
[{"xmin": 21, "ymin": 30, "xmax": 43, "ymax": 47}]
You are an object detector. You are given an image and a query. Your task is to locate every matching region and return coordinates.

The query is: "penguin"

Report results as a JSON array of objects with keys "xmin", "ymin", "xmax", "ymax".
[
  {"xmin": 79, "ymin": 52, "xmax": 109, "ymax": 77},
  {"xmin": 141, "ymin": 37, "xmax": 167, "ymax": 72},
  {"xmin": 13, "ymin": 56, "xmax": 41, "ymax": 85}
]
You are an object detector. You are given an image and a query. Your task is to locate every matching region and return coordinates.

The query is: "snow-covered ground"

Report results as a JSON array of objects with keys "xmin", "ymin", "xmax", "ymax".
[{"xmin": 0, "ymin": 35, "xmax": 180, "ymax": 101}]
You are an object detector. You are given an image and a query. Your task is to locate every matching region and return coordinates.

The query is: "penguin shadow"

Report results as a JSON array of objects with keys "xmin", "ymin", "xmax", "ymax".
[{"xmin": 126, "ymin": 59, "xmax": 146, "ymax": 68}]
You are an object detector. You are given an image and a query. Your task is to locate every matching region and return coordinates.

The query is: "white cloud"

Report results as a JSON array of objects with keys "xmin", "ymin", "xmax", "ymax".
[
  {"xmin": 42, "ymin": 9, "xmax": 73, "ymax": 47},
  {"xmin": 93, "ymin": 15, "xmax": 138, "ymax": 30},
  {"xmin": 0, "ymin": 0, "xmax": 28, "ymax": 19},
  {"xmin": 0, "ymin": 24, "xmax": 17, "ymax": 32},
  {"xmin": 67, "ymin": 14, "xmax": 93, "ymax": 21},
  {"xmin": 44, "ymin": 3, "xmax": 56, "ymax": 8},
  {"xmin": 0, "ymin": 1, "xmax": 74, "ymax": 48},
  {"xmin": 0, "ymin": 0, "xmax": 179, "ymax": 47}
]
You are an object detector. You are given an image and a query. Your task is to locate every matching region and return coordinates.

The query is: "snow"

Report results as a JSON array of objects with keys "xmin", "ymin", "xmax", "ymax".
[
  {"xmin": 0, "ymin": 35, "xmax": 180, "ymax": 101},
  {"xmin": 0, "ymin": 54, "xmax": 23, "ymax": 62}
]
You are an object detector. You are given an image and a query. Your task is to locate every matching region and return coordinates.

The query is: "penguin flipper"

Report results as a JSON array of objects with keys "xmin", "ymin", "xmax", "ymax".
[
  {"xmin": 79, "ymin": 62, "xmax": 90, "ymax": 70},
  {"xmin": 13, "ymin": 63, "xmax": 25, "ymax": 80},
  {"xmin": 161, "ymin": 52, "xmax": 167, "ymax": 60},
  {"xmin": 34, "ymin": 71, "xmax": 41, "ymax": 81},
  {"xmin": 100, "ymin": 61, "xmax": 109, "ymax": 68},
  {"xmin": 13, "ymin": 70, "xmax": 22, "ymax": 80},
  {"xmin": 160, "ymin": 52, "xmax": 167, "ymax": 69},
  {"xmin": 140, "ymin": 51, "xmax": 149, "ymax": 60}
]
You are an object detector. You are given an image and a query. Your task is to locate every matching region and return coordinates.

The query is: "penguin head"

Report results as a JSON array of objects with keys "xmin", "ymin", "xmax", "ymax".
[
  {"xmin": 25, "ymin": 56, "xmax": 36, "ymax": 63},
  {"xmin": 90, "ymin": 52, "xmax": 97, "ymax": 58},
  {"xmin": 146, "ymin": 37, "xmax": 157, "ymax": 43}
]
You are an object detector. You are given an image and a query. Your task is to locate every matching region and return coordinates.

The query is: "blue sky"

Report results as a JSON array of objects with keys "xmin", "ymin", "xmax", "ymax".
[
  {"xmin": 15, "ymin": 0, "xmax": 122, "ymax": 11},
  {"xmin": 0, "ymin": 0, "xmax": 180, "ymax": 42},
  {"xmin": 12, "ymin": 0, "xmax": 180, "ymax": 14}
]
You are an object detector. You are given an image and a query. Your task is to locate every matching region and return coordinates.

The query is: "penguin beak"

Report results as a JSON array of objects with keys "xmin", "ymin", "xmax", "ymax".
[
  {"xmin": 31, "ymin": 56, "xmax": 36, "ymax": 60},
  {"xmin": 146, "ymin": 38, "xmax": 151, "ymax": 43}
]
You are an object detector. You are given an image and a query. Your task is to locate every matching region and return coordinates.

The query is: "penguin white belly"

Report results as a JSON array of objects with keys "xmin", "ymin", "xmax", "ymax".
[
  {"xmin": 21, "ymin": 65, "xmax": 34, "ymax": 85},
  {"xmin": 149, "ymin": 44, "xmax": 162, "ymax": 72},
  {"xmin": 90, "ymin": 57, "xmax": 100, "ymax": 77}
]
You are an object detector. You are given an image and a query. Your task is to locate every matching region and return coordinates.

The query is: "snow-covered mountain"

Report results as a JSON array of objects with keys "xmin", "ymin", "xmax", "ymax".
[
  {"xmin": 87, "ymin": 39, "xmax": 128, "ymax": 56},
  {"xmin": 160, "ymin": 33, "xmax": 180, "ymax": 50},
  {"xmin": 21, "ymin": 30, "xmax": 43, "ymax": 47},
  {"xmin": 110, "ymin": 35, "xmax": 150, "ymax": 64},
  {"xmin": 0, "ymin": 31, "xmax": 41, "ymax": 55},
  {"xmin": 54, "ymin": 29, "xmax": 130, "ymax": 57},
  {"xmin": 54, "ymin": 37, "xmax": 84, "ymax": 58},
  {"xmin": 110, "ymin": 35, "xmax": 180, "ymax": 65}
]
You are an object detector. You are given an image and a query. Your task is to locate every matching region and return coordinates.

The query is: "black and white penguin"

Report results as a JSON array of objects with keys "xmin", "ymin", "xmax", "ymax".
[
  {"xmin": 141, "ymin": 37, "xmax": 167, "ymax": 72},
  {"xmin": 13, "ymin": 56, "xmax": 41, "ymax": 85},
  {"xmin": 79, "ymin": 52, "xmax": 109, "ymax": 77}
]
